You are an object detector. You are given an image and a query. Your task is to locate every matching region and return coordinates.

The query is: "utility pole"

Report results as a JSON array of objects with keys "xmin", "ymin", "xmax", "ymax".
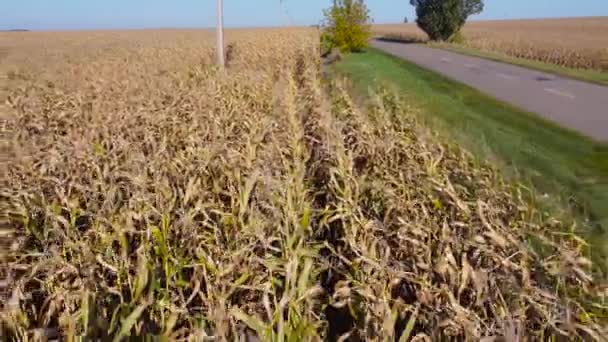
[{"xmin": 216, "ymin": 0, "xmax": 225, "ymax": 67}]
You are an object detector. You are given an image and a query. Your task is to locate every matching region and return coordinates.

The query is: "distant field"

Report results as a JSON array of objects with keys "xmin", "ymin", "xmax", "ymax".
[{"xmin": 374, "ymin": 17, "xmax": 608, "ymax": 71}]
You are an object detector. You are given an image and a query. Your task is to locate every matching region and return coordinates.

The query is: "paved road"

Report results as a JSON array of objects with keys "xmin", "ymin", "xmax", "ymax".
[{"xmin": 371, "ymin": 39, "xmax": 608, "ymax": 141}]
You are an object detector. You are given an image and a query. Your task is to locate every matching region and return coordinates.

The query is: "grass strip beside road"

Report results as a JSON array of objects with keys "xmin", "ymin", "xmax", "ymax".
[
  {"xmin": 334, "ymin": 47, "xmax": 608, "ymax": 265},
  {"xmin": 432, "ymin": 43, "xmax": 608, "ymax": 86}
]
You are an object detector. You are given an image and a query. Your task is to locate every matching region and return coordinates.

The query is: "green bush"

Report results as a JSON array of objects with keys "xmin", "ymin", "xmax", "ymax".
[{"xmin": 323, "ymin": 0, "xmax": 372, "ymax": 53}]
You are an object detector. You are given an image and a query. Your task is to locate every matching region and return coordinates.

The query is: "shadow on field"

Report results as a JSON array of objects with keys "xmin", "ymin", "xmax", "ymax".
[{"xmin": 374, "ymin": 36, "xmax": 425, "ymax": 45}]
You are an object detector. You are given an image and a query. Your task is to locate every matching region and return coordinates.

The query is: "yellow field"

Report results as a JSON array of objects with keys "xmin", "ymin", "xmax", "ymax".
[
  {"xmin": 374, "ymin": 17, "xmax": 608, "ymax": 70},
  {"xmin": 1, "ymin": 29, "xmax": 605, "ymax": 340}
]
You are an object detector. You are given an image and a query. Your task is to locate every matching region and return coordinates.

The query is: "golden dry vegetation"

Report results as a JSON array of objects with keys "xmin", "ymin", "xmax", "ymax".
[
  {"xmin": 1, "ymin": 29, "xmax": 607, "ymax": 340},
  {"xmin": 374, "ymin": 17, "xmax": 608, "ymax": 70}
]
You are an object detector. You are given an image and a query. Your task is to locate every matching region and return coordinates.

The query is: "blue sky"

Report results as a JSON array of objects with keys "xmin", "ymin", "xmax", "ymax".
[{"xmin": 1, "ymin": 0, "xmax": 607, "ymax": 30}]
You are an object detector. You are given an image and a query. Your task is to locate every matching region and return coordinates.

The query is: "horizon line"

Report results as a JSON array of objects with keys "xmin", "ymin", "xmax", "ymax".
[{"xmin": 3, "ymin": 15, "xmax": 606, "ymax": 32}]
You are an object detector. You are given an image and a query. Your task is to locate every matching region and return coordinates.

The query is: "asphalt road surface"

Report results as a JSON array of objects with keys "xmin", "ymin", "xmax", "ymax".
[{"xmin": 371, "ymin": 39, "xmax": 608, "ymax": 141}]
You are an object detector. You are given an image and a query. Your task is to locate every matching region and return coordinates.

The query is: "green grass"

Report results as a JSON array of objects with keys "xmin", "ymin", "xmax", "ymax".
[
  {"xmin": 431, "ymin": 43, "xmax": 608, "ymax": 86},
  {"xmin": 334, "ymin": 48, "xmax": 608, "ymax": 265}
]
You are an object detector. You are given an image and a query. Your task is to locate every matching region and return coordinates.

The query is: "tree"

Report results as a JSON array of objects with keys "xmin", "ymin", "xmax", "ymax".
[
  {"xmin": 322, "ymin": 0, "xmax": 372, "ymax": 53},
  {"xmin": 411, "ymin": 0, "xmax": 462, "ymax": 41},
  {"xmin": 461, "ymin": 0, "xmax": 483, "ymax": 19},
  {"xmin": 404, "ymin": 16, "xmax": 409, "ymax": 23},
  {"xmin": 410, "ymin": 0, "xmax": 483, "ymax": 41}
]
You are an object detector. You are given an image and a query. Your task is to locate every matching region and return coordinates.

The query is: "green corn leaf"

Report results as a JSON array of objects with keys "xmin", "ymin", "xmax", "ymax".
[
  {"xmin": 398, "ymin": 306, "xmax": 419, "ymax": 342},
  {"xmin": 113, "ymin": 303, "xmax": 148, "ymax": 342}
]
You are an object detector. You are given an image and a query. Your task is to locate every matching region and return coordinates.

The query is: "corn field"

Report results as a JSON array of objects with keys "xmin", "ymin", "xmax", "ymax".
[
  {"xmin": 374, "ymin": 17, "xmax": 608, "ymax": 71},
  {"xmin": 1, "ymin": 29, "xmax": 607, "ymax": 340}
]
